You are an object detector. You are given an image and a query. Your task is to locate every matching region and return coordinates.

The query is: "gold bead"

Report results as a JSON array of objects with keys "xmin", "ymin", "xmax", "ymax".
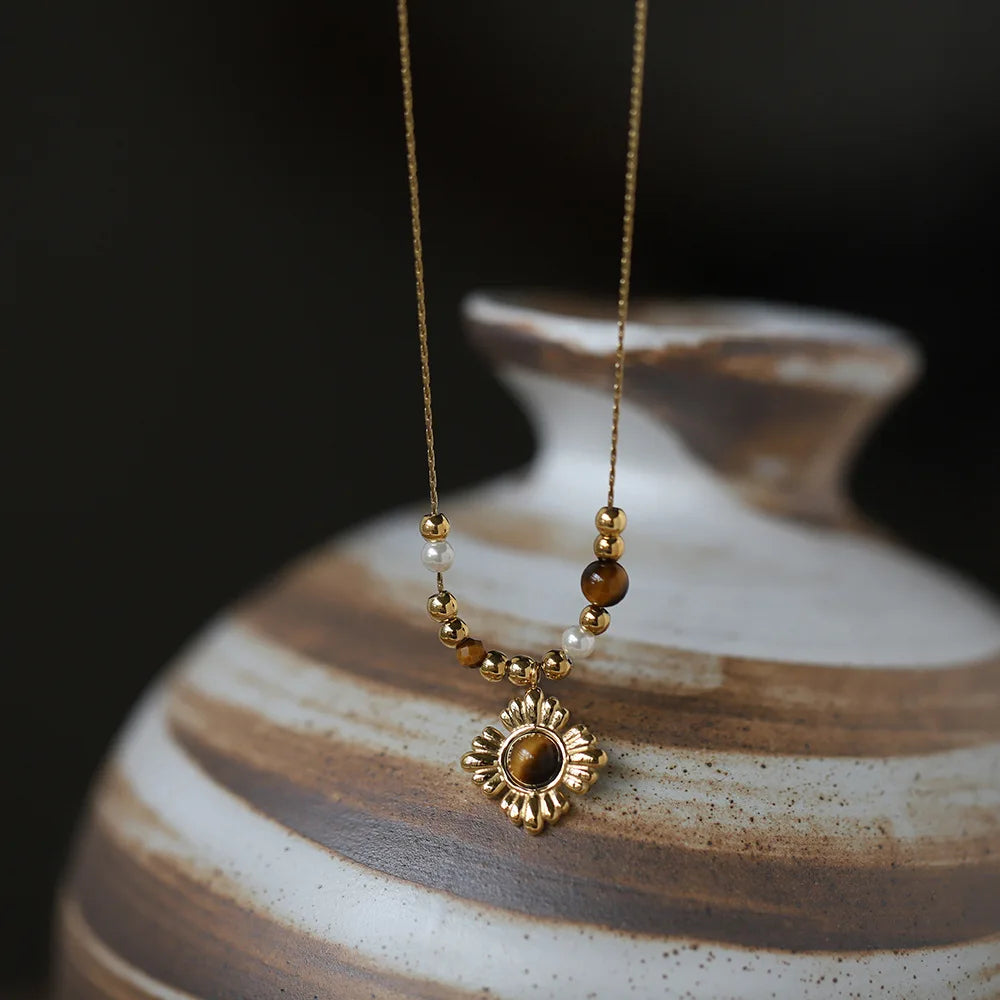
[
  {"xmin": 593, "ymin": 533, "xmax": 625, "ymax": 560},
  {"xmin": 427, "ymin": 590, "xmax": 458, "ymax": 622},
  {"xmin": 419, "ymin": 512, "xmax": 450, "ymax": 541},
  {"xmin": 507, "ymin": 655, "xmax": 537, "ymax": 686},
  {"xmin": 439, "ymin": 617, "xmax": 469, "ymax": 648},
  {"xmin": 580, "ymin": 604, "xmax": 611, "ymax": 635},
  {"xmin": 480, "ymin": 650, "xmax": 507, "ymax": 682},
  {"xmin": 595, "ymin": 506, "xmax": 627, "ymax": 536},
  {"xmin": 542, "ymin": 649, "xmax": 573, "ymax": 681}
]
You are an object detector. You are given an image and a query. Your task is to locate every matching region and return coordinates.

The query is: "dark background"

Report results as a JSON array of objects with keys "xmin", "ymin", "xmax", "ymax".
[{"xmin": 3, "ymin": 0, "xmax": 999, "ymax": 990}]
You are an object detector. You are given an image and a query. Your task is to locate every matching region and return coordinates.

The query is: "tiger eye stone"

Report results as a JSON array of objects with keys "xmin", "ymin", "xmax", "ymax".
[
  {"xmin": 581, "ymin": 559, "xmax": 629, "ymax": 607},
  {"xmin": 455, "ymin": 637, "xmax": 487, "ymax": 669},
  {"xmin": 505, "ymin": 731, "xmax": 563, "ymax": 788}
]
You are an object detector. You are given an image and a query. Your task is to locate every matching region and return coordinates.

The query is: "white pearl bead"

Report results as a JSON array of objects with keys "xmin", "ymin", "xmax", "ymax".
[
  {"xmin": 421, "ymin": 540, "xmax": 454, "ymax": 572},
  {"xmin": 561, "ymin": 625, "xmax": 595, "ymax": 658}
]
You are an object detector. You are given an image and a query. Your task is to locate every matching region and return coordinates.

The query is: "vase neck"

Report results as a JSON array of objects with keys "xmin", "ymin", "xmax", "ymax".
[{"xmin": 465, "ymin": 292, "xmax": 921, "ymax": 524}]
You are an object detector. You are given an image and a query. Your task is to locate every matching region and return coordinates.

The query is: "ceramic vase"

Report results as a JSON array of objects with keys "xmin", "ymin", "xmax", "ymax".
[{"xmin": 55, "ymin": 292, "xmax": 1000, "ymax": 999}]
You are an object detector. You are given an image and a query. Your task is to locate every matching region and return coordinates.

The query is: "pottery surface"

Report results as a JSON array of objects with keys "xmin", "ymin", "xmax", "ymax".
[{"xmin": 55, "ymin": 292, "xmax": 1000, "ymax": 999}]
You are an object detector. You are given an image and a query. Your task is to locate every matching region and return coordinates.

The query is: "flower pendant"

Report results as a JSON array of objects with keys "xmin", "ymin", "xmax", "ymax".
[{"xmin": 460, "ymin": 687, "xmax": 607, "ymax": 835}]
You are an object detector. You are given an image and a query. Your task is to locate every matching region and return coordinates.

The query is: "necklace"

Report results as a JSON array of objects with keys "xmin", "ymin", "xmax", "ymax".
[{"xmin": 397, "ymin": 0, "xmax": 647, "ymax": 835}]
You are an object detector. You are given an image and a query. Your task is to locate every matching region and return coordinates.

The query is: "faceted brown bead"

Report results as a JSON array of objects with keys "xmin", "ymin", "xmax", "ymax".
[
  {"xmin": 455, "ymin": 637, "xmax": 487, "ymax": 669},
  {"xmin": 505, "ymin": 731, "xmax": 563, "ymax": 787},
  {"xmin": 581, "ymin": 559, "xmax": 629, "ymax": 607}
]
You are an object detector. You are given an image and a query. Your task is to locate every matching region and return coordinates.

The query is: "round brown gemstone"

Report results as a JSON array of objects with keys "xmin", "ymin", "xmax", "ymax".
[
  {"xmin": 505, "ymin": 731, "xmax": 563, "ymax": 788},
  {"xmin": 455, "ymin": 637, "xmax": 487, "ymax": 668},
  {"xmin": 581, "ymin": 559, "xmax": 629, "ymax": 607}
]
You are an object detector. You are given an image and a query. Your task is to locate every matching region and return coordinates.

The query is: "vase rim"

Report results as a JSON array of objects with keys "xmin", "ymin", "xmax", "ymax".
[{"xmin": 464, "ymin": 289, "xmax": 916, "ymax": 357}]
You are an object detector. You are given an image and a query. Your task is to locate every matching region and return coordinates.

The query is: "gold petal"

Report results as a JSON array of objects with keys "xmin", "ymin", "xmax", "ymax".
[
  {"xmin": 562, "ymin": 772, "xmax": 588, "ymax": 794},
  {"xmin": 501, "ymin": 700, "xmax": 524, "ymax": 730},
  {"xmin": 522, "ymin": 688, "xmax": 541, "ymax": 723},
  {"xmin": 472, "ymin": 767, "xmax": 497, "ymax": 784},
  {"xmin": 502, "ymin": 789, "xmax": 523, "ymax": 825},
  {"xmin": 538, "ymin": 697, "xmax": 559, "ymax": 726},
  {"xmin": 567, "ymin": 763, "xmax": 599, "ymax": 786},
  {"xmin": 461, "ymin": 751, "xmax": 498, "ymax": 771},
  {"xmin": 569, "ymin": 748, "xmax": 607, "ymax": 767},
  {"xmin": 482, "ymin": 771, "xmax": 508, "ymax": 797},
  {"xmin": 547, "ymin": 706, "xmax": 570, "ymax": 732},
  {"xmin": 523, "ymin": 793, "xmax": 544, "ymax": 835},
  {"xmin": 541, "ymin": 790, "xmax": 569, "ymax": 825},
  {"xmin": 482, "ymin": 726, "xmax": 506, "ymax": 745},
  {"xmin": 540, "ymin": 789, "xmax": 568, "ymax": 823},
  {"xmin": 540, "ymin": 792, "xmax": 556, "ymax": 822},
  {"xmin": 563, "ymin": 724, "xmax": 592, "ymax": 749}
]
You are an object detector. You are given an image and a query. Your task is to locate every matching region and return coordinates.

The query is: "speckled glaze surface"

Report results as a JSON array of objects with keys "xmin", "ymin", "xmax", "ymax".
[{"xmin": 55, "ymin": 293, "xmax": 1000, "ymax": 999}]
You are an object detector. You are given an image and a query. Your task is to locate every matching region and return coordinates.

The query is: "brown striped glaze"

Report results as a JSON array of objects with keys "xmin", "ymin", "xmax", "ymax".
[{"xmin": 55, "ymin": 295, "xmax": 1000, "ymax": 999}]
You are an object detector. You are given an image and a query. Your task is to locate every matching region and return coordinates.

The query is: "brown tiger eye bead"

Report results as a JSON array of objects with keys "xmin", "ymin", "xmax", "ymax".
[
  {"xmin": 581, "ymin": 560, "xmax": 629, "ymax": 607},
  {"xmin": 506, "ymin": 731, "xmax": 563, "ymax": 787},
  {"xmin": 455, "ymin": 637, "xmax": 487, "ymax": 669}
]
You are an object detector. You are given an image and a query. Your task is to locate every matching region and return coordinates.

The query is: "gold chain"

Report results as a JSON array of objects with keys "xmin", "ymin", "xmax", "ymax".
[
  {"xmin": 397, "ymin": 0, "xmax": 647, "ymax": 513},
  {"xmin": 396, "ymin": 0, "xmax": 439, "ymax": 515},
  {"xmin": 609, "ymin": 0, "xmax": 647, "ymax": 507}
]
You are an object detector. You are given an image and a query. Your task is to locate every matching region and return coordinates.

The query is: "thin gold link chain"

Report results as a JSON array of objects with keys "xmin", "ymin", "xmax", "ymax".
[
  {"xmin": 396, "ymin": 0, "xmax": 439, "ymax": 515},
  {"xmin": 397, "ymin": 0, "xmax": 648, "ymax": 514},
  {"xmin": 608, "ymin": 0, "xmax": 647, "ymax": 507}
]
